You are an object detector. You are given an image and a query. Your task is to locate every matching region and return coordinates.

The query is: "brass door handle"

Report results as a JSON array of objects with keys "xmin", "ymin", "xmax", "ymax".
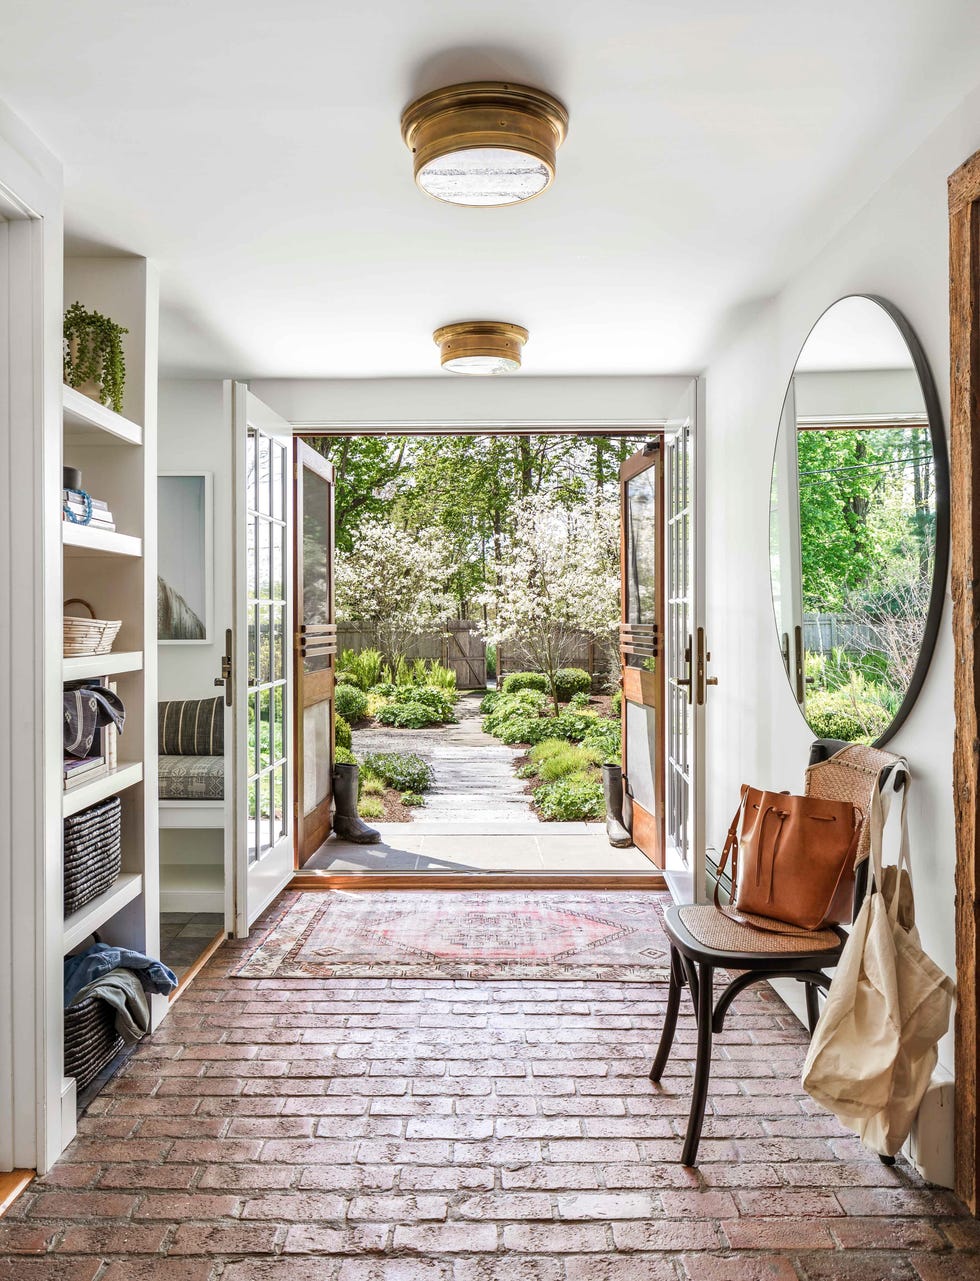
[{"xmin": 214, "ymin": 629, "xmax": 233, "ymax": 707}]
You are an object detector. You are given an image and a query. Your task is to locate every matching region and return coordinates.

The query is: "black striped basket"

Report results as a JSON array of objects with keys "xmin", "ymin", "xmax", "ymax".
[
  {"xmin": 64, "ymin": 994, "xmax": 124, "ymax": 1091},
  {"xmin": 63, "ymin": 795, "xmax": 122, "ymax": 916}
]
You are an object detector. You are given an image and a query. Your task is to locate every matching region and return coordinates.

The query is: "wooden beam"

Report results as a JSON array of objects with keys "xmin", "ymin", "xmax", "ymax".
[{"xmin": 949, "ymin": 148, "xmax": 980, "ymax": 1214}]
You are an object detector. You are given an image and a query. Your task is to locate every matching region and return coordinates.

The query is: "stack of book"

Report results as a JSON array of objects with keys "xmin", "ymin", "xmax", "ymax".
[
  {"xmin": 63, "ymin": 754, "xmax": 107, "ymax": 791},
  {"xmin": 63, "ymin": 491, "xmax": 115, "ymax": 531}
]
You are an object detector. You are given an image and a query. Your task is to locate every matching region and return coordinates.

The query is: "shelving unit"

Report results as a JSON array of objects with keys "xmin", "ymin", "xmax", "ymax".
[
  {"xmin": 63, "ymin": 762, "xmax": 143, "ymax": 818},
  {"xmin": 63, "ymin": 873, "xmax": 143, "ymax": 952},
  {"xmin": 63, "ymin": 651, "xmax": 143, "ymax": 682},
  {"xmin": 51, "ymin": 256, "xmax": 160, "ymax": 1157}
]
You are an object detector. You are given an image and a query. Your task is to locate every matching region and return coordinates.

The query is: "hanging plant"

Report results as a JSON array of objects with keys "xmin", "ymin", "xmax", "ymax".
[{"xmin": 63, "ymin": 301, "xmax": 128, "ymax": 415}]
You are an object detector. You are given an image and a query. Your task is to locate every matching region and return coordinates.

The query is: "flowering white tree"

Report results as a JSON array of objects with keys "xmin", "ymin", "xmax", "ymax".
[
  {"xmin": 478, "ymin": 494, "xmax": 621, "ymax": 710},
  {"xmin": 335, "ymin": 519, "xmax": 458, "ymax": 667}
]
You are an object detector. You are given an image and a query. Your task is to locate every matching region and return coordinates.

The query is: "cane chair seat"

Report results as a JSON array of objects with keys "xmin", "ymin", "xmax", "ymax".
[{"xmin": 674, "ymin": 905, "xmax": 842, "ymax": 957}]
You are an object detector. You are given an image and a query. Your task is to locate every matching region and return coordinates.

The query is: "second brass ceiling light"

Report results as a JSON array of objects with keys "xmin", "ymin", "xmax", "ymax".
[{"xmin": 402, "ymin": 78, "xmax": 567, "ymax": 374}]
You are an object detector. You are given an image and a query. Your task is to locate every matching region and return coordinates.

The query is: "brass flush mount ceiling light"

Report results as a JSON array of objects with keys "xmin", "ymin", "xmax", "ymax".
[
  {"xmin": 434, "ymin": 321, "xmax": 529, "ymax": 375},
  {"xmin": 401, "ymin": 81, "xmax": 568, "ymax": 206}
]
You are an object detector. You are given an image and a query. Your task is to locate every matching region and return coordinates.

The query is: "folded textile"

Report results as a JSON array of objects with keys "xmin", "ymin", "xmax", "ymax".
[
  {"xmin": 64, "ymin": 685, "xmax": 126, "ymax": 758},
  {"xmin": 64, "ymin": 942, "xmax": 177, "ymax": 1005},
  {"xmin": 70, "ymin": 967, "xmax": 150, "ymax": 1045}
]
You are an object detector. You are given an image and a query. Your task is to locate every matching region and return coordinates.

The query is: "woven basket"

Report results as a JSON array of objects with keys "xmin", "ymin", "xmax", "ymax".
[
  {"xmin": 64, "ymin": 994, "xmax": 124, "ymax": 1091},
  {"xmin": 63, "ymin": 598, "xmax": 122, "ymax": 658},
  {"xmin": 63, "ymin": 796, "xmax": 122, "ymax": 915}
]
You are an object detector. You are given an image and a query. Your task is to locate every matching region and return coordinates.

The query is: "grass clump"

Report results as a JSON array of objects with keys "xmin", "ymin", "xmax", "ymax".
[{"xmin": 358, "ymin": 795, "xmax": 384, "ymax": 820}]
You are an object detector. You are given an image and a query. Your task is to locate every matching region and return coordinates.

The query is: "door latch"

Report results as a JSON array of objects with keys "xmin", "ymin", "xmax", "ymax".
[
  {"xmin": 214, "ymin": 628, "xmax": 233, "ymax": 707},
  {"xmin": 696, "ymin": 627, "xmax": 718, "ymax": 704}
]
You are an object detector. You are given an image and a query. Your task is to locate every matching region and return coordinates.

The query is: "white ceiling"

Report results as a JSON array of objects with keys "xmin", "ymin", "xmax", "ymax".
[{"xmin": 2, "ymin": 1, "xmax": 979, "ymax": 379}]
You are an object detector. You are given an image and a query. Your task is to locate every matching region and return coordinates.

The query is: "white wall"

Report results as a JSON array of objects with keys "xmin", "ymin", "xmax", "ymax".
[
  {"xmin": 249, "ymin": 374, "xmax": 691, "ymax": 429},
  {"xmin": 157, "ymin": 380, "xmax": 231, "ymax": 699},
  {"xmin": 703, "ymin": 83, "xmax": 980, "ymax": 1088}
]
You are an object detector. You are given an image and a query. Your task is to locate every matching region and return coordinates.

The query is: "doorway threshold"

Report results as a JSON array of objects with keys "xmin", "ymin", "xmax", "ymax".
[{"xmin": 295, "ymin": 821, "xmax": 666, "ymax": 890}]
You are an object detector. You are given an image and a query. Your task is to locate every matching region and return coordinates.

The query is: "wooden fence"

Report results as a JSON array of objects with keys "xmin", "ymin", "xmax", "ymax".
[
  {"xmin": 336, "ymin": 621, "xmax": 487, "ymax": 689},
  {"xmin": 496, "ymin": 630, "xmax": 613, "ymax": 691},
  {"xmin": 803, "ymin": 613, "xmax": 882, "ymax": 655}
]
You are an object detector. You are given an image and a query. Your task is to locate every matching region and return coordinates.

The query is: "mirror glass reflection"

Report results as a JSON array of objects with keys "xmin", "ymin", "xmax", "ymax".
[{"xmin": 770, "ymin": 296, "xmax": 940, "ymax": 744}]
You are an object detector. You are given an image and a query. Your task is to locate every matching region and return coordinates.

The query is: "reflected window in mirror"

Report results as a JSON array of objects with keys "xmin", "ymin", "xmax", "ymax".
[{"xmin": 769, "ymin": 296, "xmax": 948, "ymax": 746}]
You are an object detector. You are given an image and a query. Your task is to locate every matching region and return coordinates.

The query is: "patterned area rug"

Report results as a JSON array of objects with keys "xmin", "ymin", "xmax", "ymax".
[{"xmin": 232, "ymin": 890, "xmax": 671, "ymax": 982}]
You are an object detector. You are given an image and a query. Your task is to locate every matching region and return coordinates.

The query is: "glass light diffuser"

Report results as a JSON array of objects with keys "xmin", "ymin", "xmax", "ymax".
[
  {"xmin": 402, "ymin": 82, "xmax": 568, "ymax": 208},
  {"xmin": 433, "ymin": 322, "xmax": 529, "ymax": 375}
]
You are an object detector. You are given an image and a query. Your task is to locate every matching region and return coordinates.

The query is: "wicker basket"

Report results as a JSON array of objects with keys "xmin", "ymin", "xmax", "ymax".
[
  {"xmin": 64, "ymin": 994, "xmax": 124, "ymax": 1091},
  {"xmin": 63, "ymin": 598, "xmax": 122, "ymax": 658},
  {"xmin": 64, "ymin": 796, "xmax": 122, "ymax": 915}
]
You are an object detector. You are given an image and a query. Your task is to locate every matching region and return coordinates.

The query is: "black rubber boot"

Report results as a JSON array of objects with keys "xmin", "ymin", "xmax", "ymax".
[
  {"xmin": 602, "ymin": 764, "xmax": 633, "ymax": 848},
  {"xmin": 332, "ymin": 762, "xmax": 381, "ymax": 844}
]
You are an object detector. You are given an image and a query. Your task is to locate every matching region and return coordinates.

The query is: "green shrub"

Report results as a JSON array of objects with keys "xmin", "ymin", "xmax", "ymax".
[
  {"xmin": 335, "ymin": 671, "xmax": 358, "ymax": 687},
  {"xmin": 482, "ymin": 690, "xmax": 547, "ymax": 736},
  {"xmin": 502, "ymin": 671, "xmax": 548, "ymax": 694},
  {"xmin": 494, "ymin": 714, "xmax": 557, "ymax": 746},
  {"xmin": 611, "ymin": 689, "xmax": 622, "ymax": 717},
  {"xmin": 569, "ymin": 691, "xmax": 591, "ymax": 710},
  {"xmin": 358, "ymin": 795, "xmax": 384, "ymax": 819},
  {"xmin": 537, "ymin": 743, "xmax": 597, "ymax": 782},
  {"xmin": 392, "ymin": 685, "xmax": 456, "ymax": 720},
  {"xmin": 582, "ymin": 717, "xmax": 622, "ymax": 763},
  {"xmin": 805, "ymin": 689, "xmax": 890, "ymax": 744},
  {"xmin": 533, "ymin": 773, "xmax": 606, "ymax": 821},
  {"xmin": 480, "ymin": 690, "xmax": 500, "ymax": 714},
  {"xmin": 334, "ymin": 683, "xmax": 369, "ymax": 723},
  {"xmin": 549, "ymin": 710, "xmax": 599, "ymax": 742},
  {"xmin": 334, "ymin": 714, "xmax": 352, "ymax": 750},
  {"xmin": 401, "ymin": 792, "xmax": 425, "ymax": 807},
  {"xmin": 377, "ymin": 701, "xmax": 442, "ymax": 729},
  {"xmin": 338, "ymin": 647, "xmax": 383, "ymax": 691},
  {"xmin": 370, "ymin": 682, "xmax": 398, "ymax": 700},
  {"xmin": 554, "ymin": 668, "xmax": 592, "ymax": 701},
  {"xmin": 361, "ymin": 751, "xmax": 433, "ymax": 793},
  {"xmin": 334, "ymin": 744, "xmax": 357, "ymax": 767}
]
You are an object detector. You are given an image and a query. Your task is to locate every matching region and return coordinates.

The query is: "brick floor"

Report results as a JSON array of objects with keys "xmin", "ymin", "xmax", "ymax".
[{"xmin": 5, "ymin": 890, "xmax": 978, "ymax": 1280}]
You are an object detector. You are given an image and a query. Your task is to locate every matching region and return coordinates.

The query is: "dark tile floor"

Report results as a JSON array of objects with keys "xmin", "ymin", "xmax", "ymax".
[{"xmin": 159, "ymin": 913, "xmax": 225, "ymax": 983}]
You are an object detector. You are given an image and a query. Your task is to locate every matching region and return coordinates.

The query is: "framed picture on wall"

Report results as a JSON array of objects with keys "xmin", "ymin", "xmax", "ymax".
[{"xmin": 158, "ymin": 472, "xmax": 213, "ymax": 644}]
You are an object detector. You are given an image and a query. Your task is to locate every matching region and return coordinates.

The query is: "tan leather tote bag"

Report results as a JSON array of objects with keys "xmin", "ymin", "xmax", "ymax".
[
  {"xmin": 801, "ymin": 768, "xmax": 956, "ymax": 1157},
  {"xmin": 714, "ymin": 785, "xmax": 861, "ymax": 931}
]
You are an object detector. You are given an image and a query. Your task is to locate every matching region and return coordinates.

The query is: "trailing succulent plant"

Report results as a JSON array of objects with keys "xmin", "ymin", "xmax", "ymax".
[{"xmin": 63, "ymin": 301, "xmax": 128, "ymax": 414}]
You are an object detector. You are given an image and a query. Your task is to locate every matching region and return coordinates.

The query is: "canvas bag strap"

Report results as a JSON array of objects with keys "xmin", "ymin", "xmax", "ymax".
[
  {"xmin": 868, "ymin": 761, "xmax": 912, "ymax": 921},
  {"xmin": 714, "ymin": 785, "xmax": 749, "ymax": 909}
]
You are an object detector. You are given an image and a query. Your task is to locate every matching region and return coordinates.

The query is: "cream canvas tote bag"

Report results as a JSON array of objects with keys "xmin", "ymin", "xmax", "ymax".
[{"xmin": 801, "ymin": 767, "xmax": 955, "ymax": 1158}]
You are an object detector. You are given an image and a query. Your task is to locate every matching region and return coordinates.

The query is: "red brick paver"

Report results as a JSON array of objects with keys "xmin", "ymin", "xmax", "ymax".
[{"xmin": 4, "ymin": 889, "xmax": 978, "ymax": 1280}]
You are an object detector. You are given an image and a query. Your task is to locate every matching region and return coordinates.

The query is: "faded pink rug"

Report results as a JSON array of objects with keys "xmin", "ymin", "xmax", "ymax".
[{"xmin": 231, "ymin": 890, "xmax": 671, "ymax": 982}]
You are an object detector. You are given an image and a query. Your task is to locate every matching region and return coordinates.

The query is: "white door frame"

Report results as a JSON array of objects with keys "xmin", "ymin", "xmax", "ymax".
[{"xmin": 0, "ymin": 126, "xmax": 64, "ymax": 1175}]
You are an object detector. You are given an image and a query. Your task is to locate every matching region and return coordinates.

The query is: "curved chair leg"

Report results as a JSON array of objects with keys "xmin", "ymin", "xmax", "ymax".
[
  {"xmin": 804, "ymin": 981, "xmax": 821, "ymax": 1036},
  {"xmin": 681, "ymin": 961, "xmax": 714, "ymax": 1167},
  {"xmin": 650, "ymin": 945, "xmax": 683, "ymax": 1083}
]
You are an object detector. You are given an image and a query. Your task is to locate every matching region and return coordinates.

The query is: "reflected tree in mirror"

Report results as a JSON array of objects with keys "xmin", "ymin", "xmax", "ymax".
[{"xmin": 769, "ymin": 296, "xmax": 948, "ymax": 745}]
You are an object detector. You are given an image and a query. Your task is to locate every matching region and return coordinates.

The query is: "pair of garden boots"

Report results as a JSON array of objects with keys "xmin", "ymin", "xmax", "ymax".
[
  {"xmin": 333, "ymin": 762, "xmax": 381, "ymax": 844},
  {"xmin": 603, "ymin": 764, "xmax": 633, "ymax": 848}
]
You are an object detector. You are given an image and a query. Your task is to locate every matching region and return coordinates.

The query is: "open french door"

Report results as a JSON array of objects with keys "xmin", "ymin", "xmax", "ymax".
[
  {"xmin": 620, "ymin": 441, "xmax": 666, "ymax": 867},
  {"xmin": 663, "ymin": 382, "xmax": 710, "ymax": 903},
  {"xmin": 293, "ymin": 441, "xmax": 337, "ymax": 865},
  {"xmin": 229, "ymin": 383, "xmax": 296, "ymax": 935},
  {"xmin": 620, "ymin": 382, "xmax": 709, "ymax": 898}
]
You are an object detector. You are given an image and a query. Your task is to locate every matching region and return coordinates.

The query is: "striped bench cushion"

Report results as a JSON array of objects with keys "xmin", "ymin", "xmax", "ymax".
[{"xmin": 158, "ymin": 698, "xmax": 224, "ymax": 756}]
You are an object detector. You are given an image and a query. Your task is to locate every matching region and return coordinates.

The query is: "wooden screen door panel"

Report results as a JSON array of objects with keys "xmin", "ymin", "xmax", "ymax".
[
  {"xmin": 620, "ymin": 441, "xmax": 665, "ymax": 868},
  {"xmin": 293, "ymin": 441, "xmax": 337, "ymax": 865}
]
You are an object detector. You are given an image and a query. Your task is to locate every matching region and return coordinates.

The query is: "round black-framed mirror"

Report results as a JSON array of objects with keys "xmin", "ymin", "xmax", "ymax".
[{"xmin": 768, "ymin": 295, "xmax": 949, "ymax": 747}]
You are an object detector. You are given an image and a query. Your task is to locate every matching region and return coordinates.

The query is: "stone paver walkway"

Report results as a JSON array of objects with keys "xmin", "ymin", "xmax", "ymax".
[
  {"xmin": 4, "ymin": 888, "xmax": 977, "ymax": 1279},
  {"xmin": 350, "ymin": 691, "xmax": 535, "ymax": 825}
]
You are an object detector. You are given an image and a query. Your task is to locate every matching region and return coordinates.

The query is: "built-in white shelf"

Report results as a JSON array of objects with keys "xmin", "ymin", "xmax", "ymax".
[
  {"xmin": 63, "ymin": 761, "xmax": 143, "ymax": 818},
  {"xmin": 158, "ymin": 800, "xmax": 225, "ymax": 830},
  {"xmin": 159, "ymin": 863, "xmax": 224, "ymax": 914},
  {"xmin": 63, "ymin": 872, "xmax": 143, "ymax": 952},
  {"xmin": 63, "ymin": 384, "xmax": 142, "ymax": 446},
  {"xmin": 63, "ymin": 524, "xmax": 142, "ymax": 558},
  {"xmin": 63, "ymin": 650, "xmax": 143, "ymax": 682}
]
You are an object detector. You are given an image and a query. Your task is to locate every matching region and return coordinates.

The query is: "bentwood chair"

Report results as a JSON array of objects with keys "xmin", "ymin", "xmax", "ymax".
[{"xmin": 650, "ymin": 739, "xmax": 907, "ymax": 1167}]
